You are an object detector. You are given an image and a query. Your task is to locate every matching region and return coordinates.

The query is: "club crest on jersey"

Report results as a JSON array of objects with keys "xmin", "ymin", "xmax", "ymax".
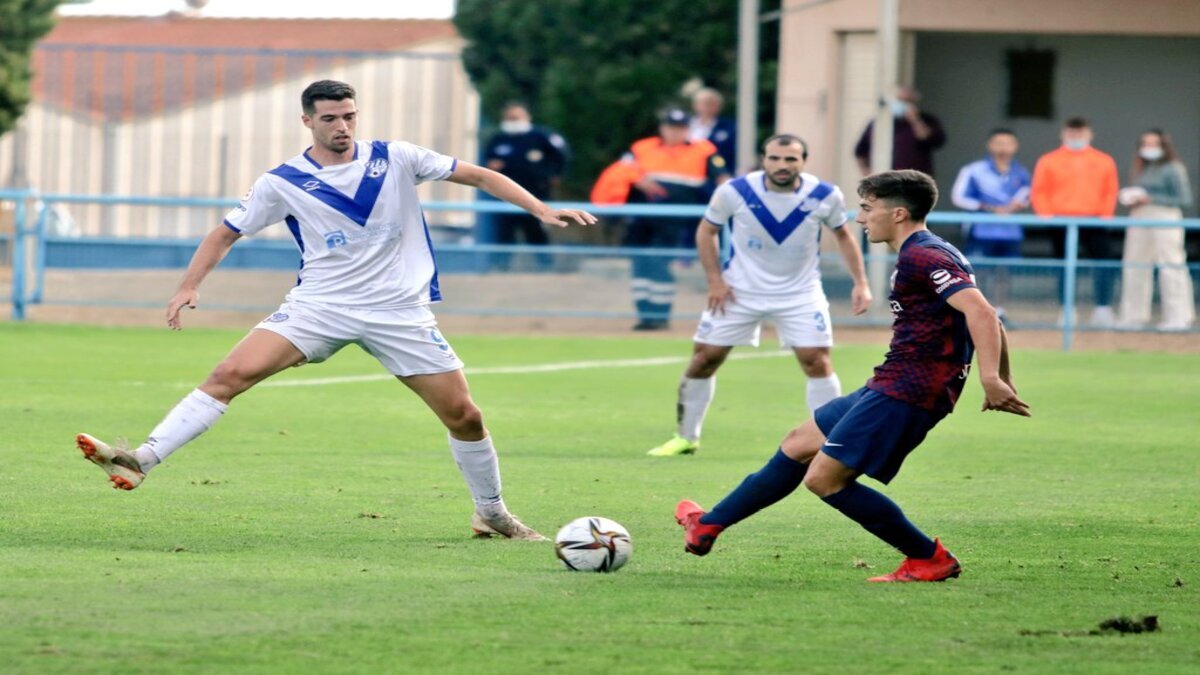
[
  {"xmin": 302, "ymin": 180, "xmax": 320, "ymax": 192},
  {"xmin": 325, "ymin": 230, "xmax": 347, "ymax": 249},
  {"xmin": 366, "ymin": 158, "xmax": 389, "ymax": 178}
]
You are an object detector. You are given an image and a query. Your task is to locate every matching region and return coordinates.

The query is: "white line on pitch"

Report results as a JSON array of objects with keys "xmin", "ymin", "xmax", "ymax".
[{"xmin": 258, "ymin": 350, "xmax": 792, "ymax": 388}]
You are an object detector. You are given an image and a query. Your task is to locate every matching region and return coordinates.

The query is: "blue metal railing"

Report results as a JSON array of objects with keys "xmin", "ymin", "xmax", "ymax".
[{"xmin": 2, "ymin": 188, "xmax": 1198, "ymax": 351}]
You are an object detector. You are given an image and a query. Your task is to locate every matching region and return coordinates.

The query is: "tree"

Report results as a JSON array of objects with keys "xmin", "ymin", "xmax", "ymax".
[
  {"xmin": 456, "ymin": 0, "xmax": 775, "ymax": 197},
  {"xmin": 0, "ymin": 0, "xmax": 60, "ymax": 137}
]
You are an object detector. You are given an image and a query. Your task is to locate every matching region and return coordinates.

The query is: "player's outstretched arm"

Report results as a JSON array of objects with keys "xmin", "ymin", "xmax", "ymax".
[
  {"xmin": 167, "ymin": 225, "xmax": 242, "ymax": 330},
  {"xmin": 447, "ymin": 161, "xmax": 596, "ymax": 228},
  {"xmin": 831, "ymin": 225, "xmax": 872, "ymax": 314},
  {"xmin": 947, "ymin": 287, "xmax": 1031, "ymax": 417}
]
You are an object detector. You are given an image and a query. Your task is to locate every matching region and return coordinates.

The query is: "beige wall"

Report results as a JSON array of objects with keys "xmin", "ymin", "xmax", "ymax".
[
  {"xmin": 777, "ymin": 0, "xmax": 1200, "ymax": 189},
  {"xmin": 0, "ymin": 40, "xmax": 479, "ymax": 238}
]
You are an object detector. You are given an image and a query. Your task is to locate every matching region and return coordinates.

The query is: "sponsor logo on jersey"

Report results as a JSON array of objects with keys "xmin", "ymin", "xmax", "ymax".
[
  {"xmin": 366, "ymin": 158, "xmax": 389, "ymax": 178},
  {"xmin": 889, "ymin": 300, "xmax": 903, "ymax": 315},
  {"xmin": 931, "ymin": 269, "xmax": 964, "ymax": 293},
  {"xmin": 747, "ymin": 236, "xmax": 763, "ymax": 250},
  {"xmin": 302, "ymin": 180, "xmax": 320, "ymax": 192},
  {"xmin": 325, "ymin": 230, "xmax": 347, "ymax": 249}
]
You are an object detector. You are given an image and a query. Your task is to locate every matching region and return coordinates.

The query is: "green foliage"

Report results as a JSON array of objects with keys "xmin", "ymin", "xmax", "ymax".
[
  {"xmin": 455, "ymin": 0, "xmax": 741, "ymax": 196},
  {"xmin": 0, "ymin": 0, "xmax": 60, "ymax": 136},
  {"xmin": 2, "ymin": 323, "xmax": 1199, "ymax": 672}
]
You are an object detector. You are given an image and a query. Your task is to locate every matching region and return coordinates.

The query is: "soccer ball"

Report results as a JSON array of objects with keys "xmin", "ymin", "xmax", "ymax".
[{"xmin": 554, "ymin": 516, "xmax": 632, "ymax": 572}]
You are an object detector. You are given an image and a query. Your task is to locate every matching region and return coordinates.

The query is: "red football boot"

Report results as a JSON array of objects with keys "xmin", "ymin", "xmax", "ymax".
[
  {"xmin": 868, "ymin": 538, "xmax": 961, "ymax": 582},
  {"xmin": 674, "ymin": 500, "xmax": 725, "ymax": 556}
]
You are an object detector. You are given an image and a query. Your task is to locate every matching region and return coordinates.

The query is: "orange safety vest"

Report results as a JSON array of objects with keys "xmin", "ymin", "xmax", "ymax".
[{"xmin": 590, "ymin": 137, "xmax": 720, "ymax": 204}]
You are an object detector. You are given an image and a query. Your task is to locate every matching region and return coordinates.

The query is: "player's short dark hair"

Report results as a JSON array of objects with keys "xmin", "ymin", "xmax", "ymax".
[
  {"xmin": 301, "ymin": 80, "xmax": 357, "ymax": 115},
  {"xmin": 761, "ymin": 133, "xmax": 808, "ymax": 159},
  {"xmin": 1064, "ymin": 116, "xmax": 1090, "ymax": 130},
  {"xmin": 857, "ymin": 170, "xmax": 939, "ymax": 222},
  {"xmin": 988, "ymin": 127, "xmax": 1017, "ymax": 139}
]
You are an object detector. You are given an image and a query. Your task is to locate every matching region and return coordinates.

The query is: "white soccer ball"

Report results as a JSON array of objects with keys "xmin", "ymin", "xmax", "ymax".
[{"xmin": 554, "ymin": 516, "xmax": 633, "ymax": 573}]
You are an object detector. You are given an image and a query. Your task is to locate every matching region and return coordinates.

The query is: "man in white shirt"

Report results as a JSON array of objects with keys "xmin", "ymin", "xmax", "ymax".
[
  {"xmin": 648, "ymin": 135, "xmax": 871, "ymax": 457},
  {"xmin": 76, "ymin": 80, "xmax": 595, "ymax": 540}
]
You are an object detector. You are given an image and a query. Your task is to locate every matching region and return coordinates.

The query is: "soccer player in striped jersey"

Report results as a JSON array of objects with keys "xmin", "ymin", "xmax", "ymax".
[
  {"xmin": 76, "ymin": 80, "xmax": 595, "ymax": 541},
  {"xmin": 647, "ymin": 134, "xmax": 871, "ymax": 457},
  {"xmin": 676, "ymin": 170, "xmax": 1030, "ymax": 582}
]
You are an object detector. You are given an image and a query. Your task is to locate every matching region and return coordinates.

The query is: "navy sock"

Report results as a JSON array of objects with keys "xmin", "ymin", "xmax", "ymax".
[
  {"xmin": 821, "ymin": 482, "xmax": 936, "ymax": 559},
  {"xmin": 701, "ymin": 449, "xmax": 807, "ymax": 528}
]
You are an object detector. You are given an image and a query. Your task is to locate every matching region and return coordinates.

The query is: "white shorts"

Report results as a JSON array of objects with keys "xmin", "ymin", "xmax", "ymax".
[
  {"xmin": 255, "ymin": 301, "xmax": 464, "ymax": 376},
  {"xmin": 693, "ymin": 296, "xmax": 834, "ymax": 348}
]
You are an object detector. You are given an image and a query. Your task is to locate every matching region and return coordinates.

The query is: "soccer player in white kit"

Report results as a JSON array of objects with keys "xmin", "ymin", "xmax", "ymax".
[
  {"xmin": 75, "ymin": 81, "xmax": 595, "ymax": 540},
  {"xmin": 648, "ymin": 134, "xmax": 871, "ymax": 456}
]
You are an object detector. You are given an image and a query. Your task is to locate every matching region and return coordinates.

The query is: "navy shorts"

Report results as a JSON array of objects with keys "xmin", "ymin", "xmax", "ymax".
[{"xmin": 812, "ymin": 387, "xmax": 946, "ymax": 484}]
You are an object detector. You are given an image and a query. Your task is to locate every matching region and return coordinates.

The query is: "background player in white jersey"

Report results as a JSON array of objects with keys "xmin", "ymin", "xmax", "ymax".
[
  {"xmin": 648, "ymin": 135, "xmax": 871, "ymax": 457},
  {"xmin": 75, "ymin": 80, "xmax": 595, "ymax": 540}
]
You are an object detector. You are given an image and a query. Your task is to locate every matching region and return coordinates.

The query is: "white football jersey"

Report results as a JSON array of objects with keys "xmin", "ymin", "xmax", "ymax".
[
  {"xmin": 703, "ymin": 170, "xmax": 848, "ymax": 303},
  {"xmin": 223, "ymin": 140, "xmax": 456, "ymax": 309}
]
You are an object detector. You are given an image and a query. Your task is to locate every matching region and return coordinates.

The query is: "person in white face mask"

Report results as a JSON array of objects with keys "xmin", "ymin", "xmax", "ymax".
[
  {"xmin": 1030, "ymin": 117, "xmax": 1120, "ymax": 327},
  {"xmin": 1117, "ymin": 129, "xmax": 1195, "ymax": 330},
  {"xmin": 483, "ymin": 102, "xmax": 570, "ymax": 270},
  {"xmin": 853, "ymin": 86, "xmax": 946, "ymax": 177}
]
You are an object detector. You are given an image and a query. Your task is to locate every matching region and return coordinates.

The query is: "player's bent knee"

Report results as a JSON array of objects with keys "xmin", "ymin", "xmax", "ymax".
[
  {"xmin": 445, "ymin": 401, "xmax": 484, "ymax": 435},
  {"xmin": 203, "ymin": 361, "xmax": 258, "ymax": 400},
  {"xmin": 802, "ymin": 471, "xmax": 841, "ymax": 498}
]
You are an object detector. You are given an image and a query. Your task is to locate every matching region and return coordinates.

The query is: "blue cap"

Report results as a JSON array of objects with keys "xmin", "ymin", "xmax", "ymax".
[{"xmin": 660, "ymin": 108, "xmax": 690, "ymax": 126}]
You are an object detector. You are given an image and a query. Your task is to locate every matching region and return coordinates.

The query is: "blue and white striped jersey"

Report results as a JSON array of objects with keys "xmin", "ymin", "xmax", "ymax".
[
  {"xmin": 224, "ymin": 140, "xmax": 456, "ymax": 309},
  {"xmin": 703, "ymin": 170, "xmax": 847, "ymax": 303}
]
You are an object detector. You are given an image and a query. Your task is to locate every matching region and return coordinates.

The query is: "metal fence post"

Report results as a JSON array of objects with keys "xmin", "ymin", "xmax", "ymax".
[
  {"xmin": 1062, "ymin": 221, "xmax": 1079, "ymax": 351},
  {"xmin": 11, "ymin": 192, "xmax": 28, "ymax": 320},
  {"xmin": 32, "ymin": 198, "xmax": 50, "ymax": 303}
]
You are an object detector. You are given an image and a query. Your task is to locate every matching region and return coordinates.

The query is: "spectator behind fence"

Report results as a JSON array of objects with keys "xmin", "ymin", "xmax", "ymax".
[
  {"xmin": 854, "ymin": 86, "xmax": 946, "ymax": 177},
  {"xmin": 1117, "ymin": 129, "xmax": 1195, "ymax": 331},
  {"xmin": 484, "ymin": 102, "xmax": 569, "ymax": 270},
  {"xmin": 689, "ymin": 87, "xmax": 737, "ymax": 171},
  {"xmin": 950, "ymin": 128, "xmax": 1031, "ymax": 324},
  {"xmin": 1030, "ymin": 117, "xmax": 1120, "ymax": 327},
  {"xmin": 591, "ymin": 108, "xmax": 730, "ymax": 330}
]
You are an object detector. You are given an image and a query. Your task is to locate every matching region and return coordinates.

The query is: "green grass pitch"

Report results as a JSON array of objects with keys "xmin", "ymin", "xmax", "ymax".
[{"xmin": 2, "ymin": 323, "xmax": 1197, "ymax": 673}]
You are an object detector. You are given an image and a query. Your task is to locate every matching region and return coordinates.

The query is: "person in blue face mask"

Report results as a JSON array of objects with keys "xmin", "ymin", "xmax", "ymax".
[{"xmin": 853, "ymin": 86, "xmax": 947, "ymax": 177}]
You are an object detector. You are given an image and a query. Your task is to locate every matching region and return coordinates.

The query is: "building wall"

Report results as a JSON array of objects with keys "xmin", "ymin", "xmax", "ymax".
[
  {"xmin": 0, "ymin": 42, "xmax": 480, "ymax": 238},
  {"xmin": 777, "ymin": 0, "xmax": 1200, "ymax": 194}
]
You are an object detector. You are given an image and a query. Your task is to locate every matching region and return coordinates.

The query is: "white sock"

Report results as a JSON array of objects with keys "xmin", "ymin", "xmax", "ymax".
[
  {"xmin": 132, "ymin": 389, "xmax": 228, "ymax": 472},
  {"xmin": 806, "ymin": 373, "xmax": 842, "ymax": 413},
  {"xmin": 677, "ymin": 376, "xmax": 716, "ymax": 442},
  {"xmin": 448, "ymin": 434, "xmax": 506, "ymax": 518}
]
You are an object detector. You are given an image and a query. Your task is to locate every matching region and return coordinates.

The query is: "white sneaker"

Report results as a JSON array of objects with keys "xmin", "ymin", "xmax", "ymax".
[
  {"xmin": 470, "ymin": 511, "xmax": 548, "ymax": 541},
  {"xmin": 76, "ymin": 433, "xmax": 144, "ymax": 490},
  {"xmin": 1091, "ymin": 306, "xmax": 1115, "ymax": 328}
]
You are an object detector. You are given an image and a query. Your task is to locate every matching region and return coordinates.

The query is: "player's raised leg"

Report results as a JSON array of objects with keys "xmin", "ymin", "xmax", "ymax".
[
  {"xmin": 400, "ymin": 369, "xmax": 546, "ymax": 541},
  {"xmin": 648, "ymin": 343, "xmax": 731, "ymax": 456},
  {"xmin": 77, "ymin": 329, "xmax": 306, "ymax": 490},
  {"xmin": 675, "ymin": 418, "xmax": 825, "ymax": 554}
]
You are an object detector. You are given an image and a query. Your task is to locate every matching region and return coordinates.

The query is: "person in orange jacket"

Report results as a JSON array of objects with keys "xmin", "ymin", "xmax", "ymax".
[
  {"xmin": 592, "ymin": 108, "xmax": 730, "ymax": 329},
  {"xmin": 1030, "ymin": 117, "xmax": 1120, "ymax": 327}
]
